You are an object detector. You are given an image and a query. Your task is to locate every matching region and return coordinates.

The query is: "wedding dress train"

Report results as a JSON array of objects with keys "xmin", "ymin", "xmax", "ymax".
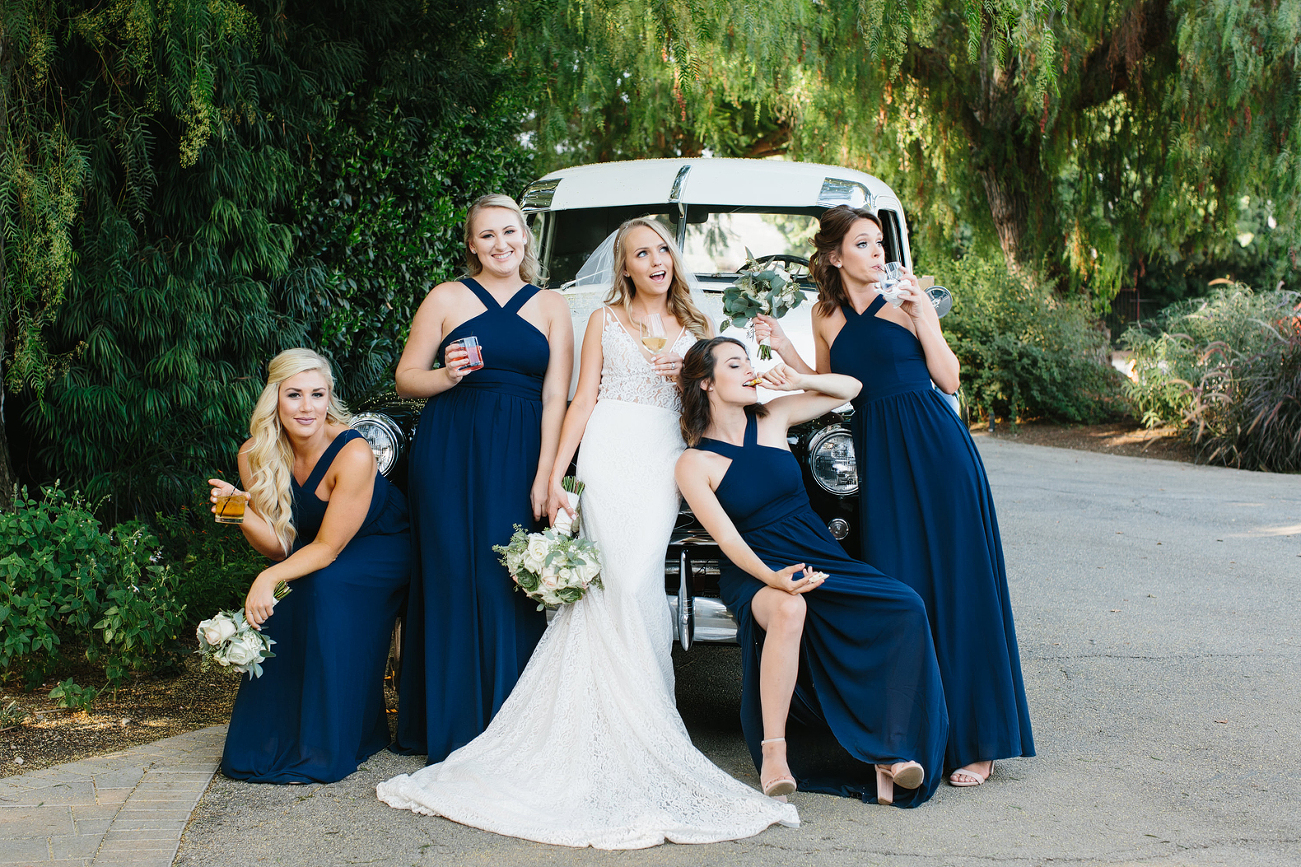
[{"xmin": 377, "ymin": 314, "xmax": 798, "ymax": 848}]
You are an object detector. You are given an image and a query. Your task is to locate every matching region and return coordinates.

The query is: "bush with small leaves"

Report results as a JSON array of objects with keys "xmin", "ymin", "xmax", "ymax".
[
  {"xmin": 1125, "ymin": 285, "xmax": 1301, "ymax": 472},
  {"xmin": 0, "ymin": 487, "xmax": 187, "ymax": 688},
  {"xmin": 936, "ymin": 255, "xmax": 1127, "ymax": 425},
  {"xmin": 48, "ymin": 678, "xmax": 98, "ymax": 712},
  {"xmin": 0, "ymin": 699, "xmax": 29, "ymax": 729}
]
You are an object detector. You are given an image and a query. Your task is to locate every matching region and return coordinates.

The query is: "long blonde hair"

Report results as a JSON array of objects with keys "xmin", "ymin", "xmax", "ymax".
[
  {"xmin": 604, "ymin": 217, "xmax": 710, "ymax": 339},
  {"xmin": 244, "ymin": 349, "xmax": 352, "ymax": 555},
  {"xmin": 464, "ymin": 194, "xmax": 542, "ymax": 286}
]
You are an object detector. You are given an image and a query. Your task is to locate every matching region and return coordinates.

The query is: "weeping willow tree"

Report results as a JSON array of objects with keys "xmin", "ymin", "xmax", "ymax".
[
  {"xmin": 507, "ymin": 0, "xmax": 1301, "ymax": 298},
  {"xmin": 2, "ymin": 0, "xmax": 531, "ymax": 518},
  {"xmin": 0, "ymin": 0, "xmax": 266, "ymax": 511}
]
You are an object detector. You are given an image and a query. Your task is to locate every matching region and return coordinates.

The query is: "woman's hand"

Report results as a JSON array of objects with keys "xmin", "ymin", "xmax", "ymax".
[
  {"xmin": 530, "ymin": 476, "xmax": 549, "ymax": 522},
  {"xmin": 895, "ymin": 267, "xmax": 938, "ymax": 326},
  {"xmin": 244, "ymin": 572, "xmax": 281, "ymax": 630},
  {"xmin": 759, "ymin": 363, "xmax": 807, "ymax": 393},
  {"xmin": 546, "ymin": 476, "xmax": 577, "ymax": 526},
  {"xmin": 443, "ymin": 345, "xmax": 471, "ymax": 386},
  {"xmin": 753, "ymin": 314, "xmax": 793, "ymax": 356},
  {"xmin": 650, "ymin": 350, "xmax": 683, "ymax": 379},
  {"xmin": 207, "ymin": 478, "xmax": 249, "ymax": 523},
  {"xmin": 765, "ymin": 563, "xmax": 825, "ymax": 595}
]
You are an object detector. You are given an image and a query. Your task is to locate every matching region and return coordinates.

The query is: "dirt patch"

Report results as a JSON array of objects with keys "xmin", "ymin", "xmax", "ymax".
[
  {"xmin": 2, "ymin": 656, "xmax": 239, "ymax": 778},
  {"xmin": 972, "ymin": 419, "xmax": 1197, "ymax": 464},
  {"xmin": 2, "ymin": 654, "xmax": 401, "ymax": 778}
]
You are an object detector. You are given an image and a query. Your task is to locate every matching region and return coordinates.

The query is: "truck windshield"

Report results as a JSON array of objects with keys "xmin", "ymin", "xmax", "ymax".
[{"xmin": 533, "ymin": 204, "xmax": 902, "ymax": 288}]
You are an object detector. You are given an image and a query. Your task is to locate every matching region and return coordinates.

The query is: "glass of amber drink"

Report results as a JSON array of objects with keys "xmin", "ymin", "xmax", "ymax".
[{"xmin": 214, "ymin": 493, "xmax": 246, "ymax": 524}]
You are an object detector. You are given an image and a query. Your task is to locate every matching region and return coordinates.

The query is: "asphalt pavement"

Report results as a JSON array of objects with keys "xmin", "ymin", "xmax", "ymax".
[{"xmin": 173, "ymin": 438, "xmax": 1300, "ymax": 867}]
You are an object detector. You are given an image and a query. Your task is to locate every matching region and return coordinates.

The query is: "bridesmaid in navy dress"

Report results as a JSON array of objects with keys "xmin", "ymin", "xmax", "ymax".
[
  {"xmin": 675, "ymin": 338, "xmax": 948, "ymax": 807},
  {"xmin": 393, "ymin": 195, "xmax": 573, "ymax": 763},
  {"xmin": 209, "ymin": 348, "xmax": 410, "ymax": 783},
  {"xmin": 757, "ymin": 205, "xmax": 1034, "ymax": 787}
]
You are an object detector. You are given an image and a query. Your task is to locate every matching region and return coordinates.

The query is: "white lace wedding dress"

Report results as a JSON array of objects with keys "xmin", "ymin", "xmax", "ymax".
[{"xmin": 377, "ymin": 310, "xmax": 799, "ymax": 848}]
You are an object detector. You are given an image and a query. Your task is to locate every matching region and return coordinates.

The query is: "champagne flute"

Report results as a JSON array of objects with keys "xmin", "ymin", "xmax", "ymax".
[{"xmin": 641, "ymin": 313, "xmax": 667, "ymax": 354}]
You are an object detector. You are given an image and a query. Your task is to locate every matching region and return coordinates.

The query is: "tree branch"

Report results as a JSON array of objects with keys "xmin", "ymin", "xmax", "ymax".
[{"xmin": 1073, "ymin": 0, "xmax": 1175, "ymax": 112}]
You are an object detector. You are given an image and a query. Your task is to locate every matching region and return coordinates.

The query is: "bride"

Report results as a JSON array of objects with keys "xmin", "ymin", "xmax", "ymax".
[{"xmin": 377, "ymin": 218, "xmax": 799, "ymax": 848}]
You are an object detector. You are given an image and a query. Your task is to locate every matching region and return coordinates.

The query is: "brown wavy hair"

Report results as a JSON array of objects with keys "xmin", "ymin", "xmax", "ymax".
[
  {"xmin": 678, "ymin": 337, "xmax": 768, "ymax": 447},
  {"xmin": 811, "ymin": 205, "xmax": 882, "ymax": 317},
  {"xmin": 604, "ymin": 217, "xmax": 711, "ymax": 339},
  {"xmin": 464, "ymin": 194, "xmax": 542, "ymax": 285}
]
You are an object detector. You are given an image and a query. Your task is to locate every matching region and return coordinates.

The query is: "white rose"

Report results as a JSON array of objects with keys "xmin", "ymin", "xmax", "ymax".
[
  {"xmin": 197, "ymin": 615, "xmax": 237, "ymax": 648},
  {"xmin": 506, "ymin": 549, "xmax": 525, "ymax": 576},
  {"xmin": 523, "ymin": 535, "xmax": 550, "ymax": 572},
  {"xmin": 557, "ymin": 567, "xmax": 576, "ymax": 587},
  {"xmin": 540, "ymin": 565, "xmax": 559, "ymax": 590},
  {"xmin": 223, "ymin": 634, "xmax": 261, "ymax": 667},
  {"xmin": 577, "ymin": 558, "xmax": 601, "ymax": 583}
]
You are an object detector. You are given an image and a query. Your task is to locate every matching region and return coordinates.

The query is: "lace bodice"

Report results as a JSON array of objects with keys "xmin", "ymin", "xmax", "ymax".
[{"xmin": 596, "ymin": 308, "xmax": 697, "ymax": 411}]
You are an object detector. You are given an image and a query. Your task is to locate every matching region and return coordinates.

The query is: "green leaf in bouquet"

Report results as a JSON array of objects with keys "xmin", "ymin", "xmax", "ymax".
[{"xmin": 731, "ymin": 315, "xmax": 749, "ymax": 329}]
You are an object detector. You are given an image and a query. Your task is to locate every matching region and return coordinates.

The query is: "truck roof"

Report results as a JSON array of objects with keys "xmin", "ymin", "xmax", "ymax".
[{"xmin": 522, "ymin": 158, "xmax": 903, "ymax": 214}]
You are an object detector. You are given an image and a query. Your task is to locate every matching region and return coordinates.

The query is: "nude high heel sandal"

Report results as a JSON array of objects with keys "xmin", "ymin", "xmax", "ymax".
[
  {"xmin": 760, "ymin": 737, "xmax": 797, "ymax": 798},
  {"xmin": 875, "ymin": 761, "xmax": 924, "ymax": 806}
]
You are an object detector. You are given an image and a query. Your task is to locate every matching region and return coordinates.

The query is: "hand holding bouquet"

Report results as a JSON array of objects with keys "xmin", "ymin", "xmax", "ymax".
[
  {"xmin": 194, "ymin": 581, "xmax": 289, "ymax": 678},
  {"xmin": 494, "ymin": 480, "xmax": 602, "ymax": 610},
  {"xmin": 722, "ymin": 251, "xmax": 805, "ymax": 360}
]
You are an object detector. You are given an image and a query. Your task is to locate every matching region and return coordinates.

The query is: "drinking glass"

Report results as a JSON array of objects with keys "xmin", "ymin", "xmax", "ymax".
[
  {"xmin": 640, "ymin": 314, "xmax": 667, "ymax": 354},
  {"xmin": 214, "ymin": 493, "xmax": 246, "ymax": 525},
  {"xmin": 447, "ymin": 336, "xmax": 484, "ymax": 372},
  {"xmin": 878, "ymin": 261, "xmax": 906, "ymax": 307}
]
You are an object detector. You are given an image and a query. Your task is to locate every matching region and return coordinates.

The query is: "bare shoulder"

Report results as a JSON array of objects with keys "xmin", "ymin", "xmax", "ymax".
[
  {"xmin": 534, "ymin": 287, "xmax": 571, "ymax": 315},
  {"xmin": 333, "ymin": 429, "xmax": 377, "ymax": 476},
  {"xmin": 425, "ymin": 279, "xmax": 467, "ymax": 304},
  {"xmin": 676, "ymin": 446, "xmax": 725, "ymax": 480}
]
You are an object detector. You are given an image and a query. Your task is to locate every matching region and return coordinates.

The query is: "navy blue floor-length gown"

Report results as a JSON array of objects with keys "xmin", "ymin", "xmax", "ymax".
[
  {"xmin": 222, "ymin": 429, "xmax": 411, "ymax": 784},
  {"xmin": 394, "ymin": 279, "xmax": 549, "ymax": 763},
  {"xmin": 696, "ymin": 411, "xmax": 948, "ymax": 807},
  {"xmin": 830, "ymin": 294, "xmax": 1034, "ymax": 772}
]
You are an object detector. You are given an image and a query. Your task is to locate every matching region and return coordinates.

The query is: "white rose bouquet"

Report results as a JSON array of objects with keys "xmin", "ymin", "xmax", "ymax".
[
  {"xmin": 494, "ymin": 478, "xmax": 602, "ymax": 610},
  {"xmin": 722, "ymin": 250, "xmax": 805, "ymax": 360},
  {"xmin": 194, "ymin": 582, "xmax": 289, "ymax": 679}
]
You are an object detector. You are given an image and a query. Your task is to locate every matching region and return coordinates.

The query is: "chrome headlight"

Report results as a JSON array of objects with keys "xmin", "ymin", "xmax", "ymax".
[
  {"xmin": 808, "ymin": 426, "xmax": 859, "ymax": 495},
  {"xmin": 351, "ymin": 412, "xmax": 405, "ymax": 477}
]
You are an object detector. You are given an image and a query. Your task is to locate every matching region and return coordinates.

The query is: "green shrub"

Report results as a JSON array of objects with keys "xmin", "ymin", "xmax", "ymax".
[
  {"xmin": 48, "ymin": 678, "xmax": 98, "ymax": 712},
  {"xmin": 1124, "ymin": 285, "xmax": 1301, "ymax": 472},
  {"xmin": 0, "ymin": 699, "xmax": 28, "ymax": 728},
  {"xmin": 936, "ymin": 255, "xmax": 1127, "ymax": 425},
  {"xmin": 0, "ymin": 487, "xmax": 188, "ymax": 688},
  {"xmin": 152, "ymin": 500, "xmax": 267, "ymax": 630}
]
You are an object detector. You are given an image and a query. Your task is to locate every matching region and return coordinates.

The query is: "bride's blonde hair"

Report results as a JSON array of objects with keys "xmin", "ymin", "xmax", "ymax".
[
  {"xmin": 244, "ymin": 349, "xmax": 352, "ymax": 555},
  {"xmin": 604, "ymin": 217, "xmax": 710, "ymax": 338}
]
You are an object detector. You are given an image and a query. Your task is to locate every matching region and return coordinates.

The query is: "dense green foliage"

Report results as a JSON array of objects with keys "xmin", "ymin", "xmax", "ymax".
[
  {"xmin": 0, "ymin": 486, "xmax": 187, "ymax": 689},
  {"xmin": 302, "ymin": 100, "xmax": 534, "ymax": 401},
  {"xmin": 152, "ymin": 497, "xmax": 267, "ymax": 630},
  {"xmin": 2, "ymin": 1, "xmax": 532, "ymax": 518},
  {"xmin": 509, "ymin": 0, "xmax": 1301, "ymax": 300},
  {"xmin": 939, "ymin": 255, "xmax": 1127, "ymax": 425},
  {"xmin": 1123, "ymin": 286, "xmax": 1301, "ymax": 472}
]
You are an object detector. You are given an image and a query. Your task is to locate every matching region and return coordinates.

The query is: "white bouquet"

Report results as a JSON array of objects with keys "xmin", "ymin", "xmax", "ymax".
[
  {"xmin": 722, "ymin": 250, "xmax": 805, "ymax": 360},
  {"xmin": 194, "ymin": 582, "xmax": 289, "ymax": 678},
  {"xmin": 494, "ymin": 479, "xmax": 602, "ymax": 609}
]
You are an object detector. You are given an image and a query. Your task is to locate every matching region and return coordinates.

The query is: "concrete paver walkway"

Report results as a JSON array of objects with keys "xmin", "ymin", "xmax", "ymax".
[{"xmin": 0, "ymin": 726, "xmax": 224, "ymax": 867}]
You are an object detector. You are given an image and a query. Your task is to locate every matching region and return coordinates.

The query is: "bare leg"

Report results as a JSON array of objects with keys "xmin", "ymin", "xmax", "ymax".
[{"xmin": 751, "ymin": 588, "xmax": 806, "ymax": 792}]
